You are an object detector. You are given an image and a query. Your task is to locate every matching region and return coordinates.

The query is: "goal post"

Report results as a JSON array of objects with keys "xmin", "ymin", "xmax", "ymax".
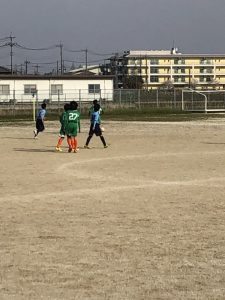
[{"xmin": 182, "ymin": 88, "xmax": 225, "ymax": 113}]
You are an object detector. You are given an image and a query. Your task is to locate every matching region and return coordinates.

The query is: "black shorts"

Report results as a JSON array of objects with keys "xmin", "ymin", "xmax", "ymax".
[
  {"xmin": 36, "ymin": 118, "xmax": 45, "ymax": 132},
  {"xmin": 89, "ymin": 123, "xmax": 102, "ymax": 136}
]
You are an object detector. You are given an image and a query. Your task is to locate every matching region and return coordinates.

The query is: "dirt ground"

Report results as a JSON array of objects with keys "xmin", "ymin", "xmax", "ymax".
[{"xmin": 0, "ymin": 119, "xmax": 225, "ymax": 300}]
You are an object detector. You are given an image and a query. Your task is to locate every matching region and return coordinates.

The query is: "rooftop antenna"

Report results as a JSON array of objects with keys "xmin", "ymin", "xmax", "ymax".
[{"xmin": 171, "ymin": 40, "xmax": 178, "ymax": 54}]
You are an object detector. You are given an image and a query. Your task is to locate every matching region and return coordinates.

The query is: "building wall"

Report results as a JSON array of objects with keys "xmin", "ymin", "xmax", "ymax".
[
  {"xmin": 124, "ymin": 55, "xmax": 225, "ymax": 89},
  {"xmin": 0, "ymin": 77, "xmax": 113, "ymax": 102}
]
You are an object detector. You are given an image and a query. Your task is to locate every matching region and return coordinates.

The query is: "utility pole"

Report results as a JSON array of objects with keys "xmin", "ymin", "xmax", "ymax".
[
  {"xmin": 33, "ymin": 64, "xmax": 40, "ymax": 75},
  {"xmin": 24, "ymin": 59, "xmax": 30, "ymax": 74},
  {"xmin": 59, "ymin": 42, "xmax": 63, "ymax": 75},
  {"xmin": 8, "ymin": 33, "xmax": 16, "ymax": 74},
  {"xmin": 57, "ymin": 61, "xmax": 59, "ymax": 75},
  {"xmin": 114, "ymin": 53, "xmax": 119, "ymax": 89},
  {"xmin": 85, "ymin": 48, "xmax": 88, "ymax": 72}
]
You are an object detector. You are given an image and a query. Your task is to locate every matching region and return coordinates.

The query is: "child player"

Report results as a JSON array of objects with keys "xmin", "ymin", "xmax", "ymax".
[
  {"xmin": 33, "ymin": 102, "xmax": 47, "ymax": 138},
  {"xmin": 66, "ymin": 101, "xmax": 80, "ymax": 153},
  {"xmin": 88, "ymin": 99, "xmax": 103, "ymax": 119},
  {"xmin": 55, "ymin": 103, "xmax": 70, "ymax": 152},
  {"xmin": 84, "ymin": 103, "xmax": 108, "ymax": 149}
]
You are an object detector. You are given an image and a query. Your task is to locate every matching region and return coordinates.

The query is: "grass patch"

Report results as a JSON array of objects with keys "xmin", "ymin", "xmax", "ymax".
[{"xmin": 1, "ymin": 108, "xmax": 225, "ymax": 124}]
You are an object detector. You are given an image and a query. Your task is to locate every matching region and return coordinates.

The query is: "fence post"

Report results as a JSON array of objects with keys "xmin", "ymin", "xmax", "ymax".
[
  {"xmin": 36, "ymin": 90, "xmax": 38, "ymax": 116},
  {"xmin": 119, "ymin": 89, "xmax": 122, "ymax": 108},
  {"xmin": 57, "ymin": 89, "xmax": 60, "ymax": 115},
  {"xmin": 99, "ymin": 89, "xmax": 102, "ymax": 106},
  {"xmin": 138, "ymin": 89, "xmax": 141, "ymax": 109},
  {"xmin": 174, "ymin": 89, "xmax": 176, "ymax": 108},
  {"xmin": 79, "ymin": 89, "xmax": 81, "ymax": 112},
  {"xmin": 13, "ymin": 89, "xmax": 16, "ymax": 118},
  {"xmin": 181, "ymin": 90, "xmax": 184, "ymax": 111},
  {"xmin": 156, "ymin": 89, "xmax": 159, "ymax": 108}
]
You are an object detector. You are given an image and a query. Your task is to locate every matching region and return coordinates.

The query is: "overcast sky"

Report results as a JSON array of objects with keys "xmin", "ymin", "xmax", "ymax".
[{"xmin": 0, "ymin": 0, "xmax": 225, "ymax": 72}]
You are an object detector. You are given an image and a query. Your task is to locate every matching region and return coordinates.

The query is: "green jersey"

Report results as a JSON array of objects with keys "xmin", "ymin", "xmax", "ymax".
[
  {"xmin": 59, "ymin": 111, "xmax": 68, "ymax": 136},
  {"xmin": 65, "ymin": 109, "xmax": 80, "ymax": 137}
]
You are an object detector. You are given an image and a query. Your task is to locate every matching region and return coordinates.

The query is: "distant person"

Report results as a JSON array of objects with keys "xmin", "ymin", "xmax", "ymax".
[
  {"xmin": 84, "ymin": 103, "xmax": 108, "ymax": 149},
  {"xmin": 55, "ymin": 103, "xmax": 70, "ymax": 152},
  {"xmin": 33, "ymin": 103, "xmax": 47, "ymax": 138}
]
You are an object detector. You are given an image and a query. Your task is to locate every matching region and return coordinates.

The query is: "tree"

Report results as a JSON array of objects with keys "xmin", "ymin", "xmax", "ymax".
[
  {"xmin": 190, "ymin": 78, "xmax": 198, "ymax": 89},
  {"xmin": 122, "ymin": 75, "xmax": 144, "ymax": 89},
  {"xmin": 208, "ymin": 79, "xmax": 220, "ymax": 90},
  {"xmin": 159, "ymin": 79, "xmax": 174, "ymax": 90}
]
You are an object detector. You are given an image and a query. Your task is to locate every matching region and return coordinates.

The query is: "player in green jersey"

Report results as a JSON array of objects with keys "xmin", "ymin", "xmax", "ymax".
[
  {"xmin": 55, "ymin": 103, "xmax": 70, "ymax": 152},
  {"xmin": 66, "ymin": 101, "xmax": 80, "ymax": 153}
]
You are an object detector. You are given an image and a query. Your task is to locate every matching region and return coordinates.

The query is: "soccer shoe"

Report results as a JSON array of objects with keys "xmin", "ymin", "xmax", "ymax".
[
  {"xmin": 73, "ymin": 149, "xmax": 78, "ymax": 153},
  {"xmin": 104, "ymin": 145, "xmax": 109, "ymax": 148},
  {"xmin": 55, "ymin": 147, "xmax": 63, "ymax": 152},
  {"xmin": 33, "ymin": 130, "xmax": 37, "ymax": 139},
  {"xmin": 68, "ymin": 148, "xmax": 73, "ymax": 153},
  {"xmin": 84, "ymin": 145, "xmax": 90, "ymax": 149}
]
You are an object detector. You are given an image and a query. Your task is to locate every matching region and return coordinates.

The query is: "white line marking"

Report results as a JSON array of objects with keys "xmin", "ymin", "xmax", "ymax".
[{"xmin": 57, "ymin": 151, "xmax": 225, "ymax": 172}]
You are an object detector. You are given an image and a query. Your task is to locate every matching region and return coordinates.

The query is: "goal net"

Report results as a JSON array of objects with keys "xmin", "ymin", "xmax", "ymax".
[{"xmin": 182, "ymin": 89, "xmax": 225, "ymax": 113}]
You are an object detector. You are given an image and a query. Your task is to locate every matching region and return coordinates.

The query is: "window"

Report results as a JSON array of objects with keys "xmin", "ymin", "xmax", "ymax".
[
  {"xmin": 150, "ymin": 59, "xmax": 159, "ymax": 65},
  {"xmin": 24, "ymin": 84, "xmax": 37, "ymax": 95},
  {"xmin": 174, "ymin": 67, "xmax": 185, "ymax": 74},
  {"xmin": 174, "ymin": 58, "xmax": 185, "ymax": 65},
  {"xmin": 200, "ymin": 58, "xmax": 212, "ymax": 65},
  {"xmin": 0, "ymin": 85, "xmax": 10, "ymax": 95},
  {"xmin": 88, "ymin": 84, "xmax": 100, "ymax": 94},
  {"xmin": 51, "ymin": 84, "xmax": 63, "ymax": 95},
  {"xmin": 150, "ymin": 76, "xmax": 159, "ymax": 82},
  {"xmin": 150, "ymin": 67, "xmax": 158, "ymax": 73},
  {"xmin": 174, "ymin": 76, "xmax": 185, "ymax": 83},
  {"xmin": 199, "ymin": 76, "xmax": 213, "ymax": 82}
]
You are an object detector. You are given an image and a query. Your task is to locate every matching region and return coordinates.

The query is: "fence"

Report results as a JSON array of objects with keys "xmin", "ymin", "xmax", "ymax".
[{"xmin": 1, "ymin": 88, "xmax": 225, "ymax": 117}]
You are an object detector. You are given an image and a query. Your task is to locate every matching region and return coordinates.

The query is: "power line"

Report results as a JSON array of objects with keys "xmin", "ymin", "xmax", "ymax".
[
  {"xmin": 64, "ymin": 48, "xmax": 86, "ymax": 53},
  {"xmin": 0, "ymin": 36, "xmax": 10, "ymax": 42},
  {"xmin": 88, "ymin": 50, "xmax": 116, "ymax": 56},
  {"xmin": 15, "ymin": 43, "xmax": 57, "ymax": 51}
]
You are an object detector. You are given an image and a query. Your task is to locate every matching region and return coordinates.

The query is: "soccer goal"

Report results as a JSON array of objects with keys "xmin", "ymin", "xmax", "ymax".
[{"xmin": 182, "ymin": 88, "xmax": 225, "ymax": 113}]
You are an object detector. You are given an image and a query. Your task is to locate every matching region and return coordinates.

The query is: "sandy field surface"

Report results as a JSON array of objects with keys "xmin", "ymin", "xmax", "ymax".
[{"xmin": 0, "ymin": 119, "xmax": 225, "ymax": 300}]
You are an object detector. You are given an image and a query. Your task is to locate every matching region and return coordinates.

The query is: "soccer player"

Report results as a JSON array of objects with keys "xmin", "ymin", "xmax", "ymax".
[
  {"xmin": 88, "ymin": 99, "xmax": 103, "ymax": 119},
  {"xmin": 33, "ymin": 102, "xmax": 47, "ymax": 138},
  {"xmin": 84, "ymin": 103, "xmax": 108, "ymax": 149},
  {"xmin": 55, "ymin": 103, "xmax": 70, "ymax": 152},
  {"xmin": 66, "ymin": 101, "xmax": 80, "ymax": 153}
]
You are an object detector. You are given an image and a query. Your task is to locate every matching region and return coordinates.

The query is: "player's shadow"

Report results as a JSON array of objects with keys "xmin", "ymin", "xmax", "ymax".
[
  {"xmin": 3, "ymin": 137, "xmax": 35, "ymax": 140},
  {"xmin": 14, "ymin": 148, "xmax": 56, "ymax": 153},
  {"xmin": 201, "ymin": 142, "xmax": 225, "ymax": 145}
]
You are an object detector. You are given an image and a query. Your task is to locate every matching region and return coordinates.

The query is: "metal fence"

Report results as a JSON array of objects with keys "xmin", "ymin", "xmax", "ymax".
[
  {"xmin": 1, "ymin": 89, "xmax": 225, "ymax": 117},
  {"xmin": 113, "ymin": 89, "xmax": 183, "ymax": 109}
]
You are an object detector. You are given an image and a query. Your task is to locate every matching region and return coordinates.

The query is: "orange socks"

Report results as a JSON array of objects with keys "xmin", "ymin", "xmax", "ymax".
[
  {"xmin": 56, "ymin": 137, "xmax": 64, "ymax": 148},
  {"xmin": 71, "ymin": 137, "xmax": 78, "ymax": 151},
  {"xmin": 67, "ymin": 137, "xmax": 72, "ymax": 150}
]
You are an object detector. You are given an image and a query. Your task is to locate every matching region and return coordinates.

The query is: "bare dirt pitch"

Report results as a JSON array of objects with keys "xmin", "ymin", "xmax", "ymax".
[{"xmin": 0, "ymin": 119, "xmax": 225, "ymax": 300}]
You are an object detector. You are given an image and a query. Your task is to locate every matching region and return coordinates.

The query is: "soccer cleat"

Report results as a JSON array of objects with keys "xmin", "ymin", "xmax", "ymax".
[
  {"xmin": 33, "ymin": 130, "xmax": 37, "ymax": 139},
  {"xmin": 84, "ymin": 145, "xmax": 90, "ymax": 149},
  {"xmin": 55, "ymin": 147, "xmax": 63, "ymax": 152},
  {"xmin": 73, "ymin": 149, "xmax": 78, "ymax": 153},
  {"xmin": 68, "ymin": 148, "xmax": 73, "ymax": 153},
  {"xmin": 104, "ymin": 145, "xmax": 109, "ymax": 148}
]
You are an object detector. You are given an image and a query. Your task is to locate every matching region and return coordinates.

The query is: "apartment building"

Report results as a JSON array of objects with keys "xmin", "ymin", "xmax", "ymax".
[{"xmin": 109, "ymin": 49, "xmax": 225, "ymax": 89}]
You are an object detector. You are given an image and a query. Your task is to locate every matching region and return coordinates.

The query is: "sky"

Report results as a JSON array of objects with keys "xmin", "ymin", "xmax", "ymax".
[{"xmin": 0, "ymin": 0, "xmax": 225, "ymax": 73}]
